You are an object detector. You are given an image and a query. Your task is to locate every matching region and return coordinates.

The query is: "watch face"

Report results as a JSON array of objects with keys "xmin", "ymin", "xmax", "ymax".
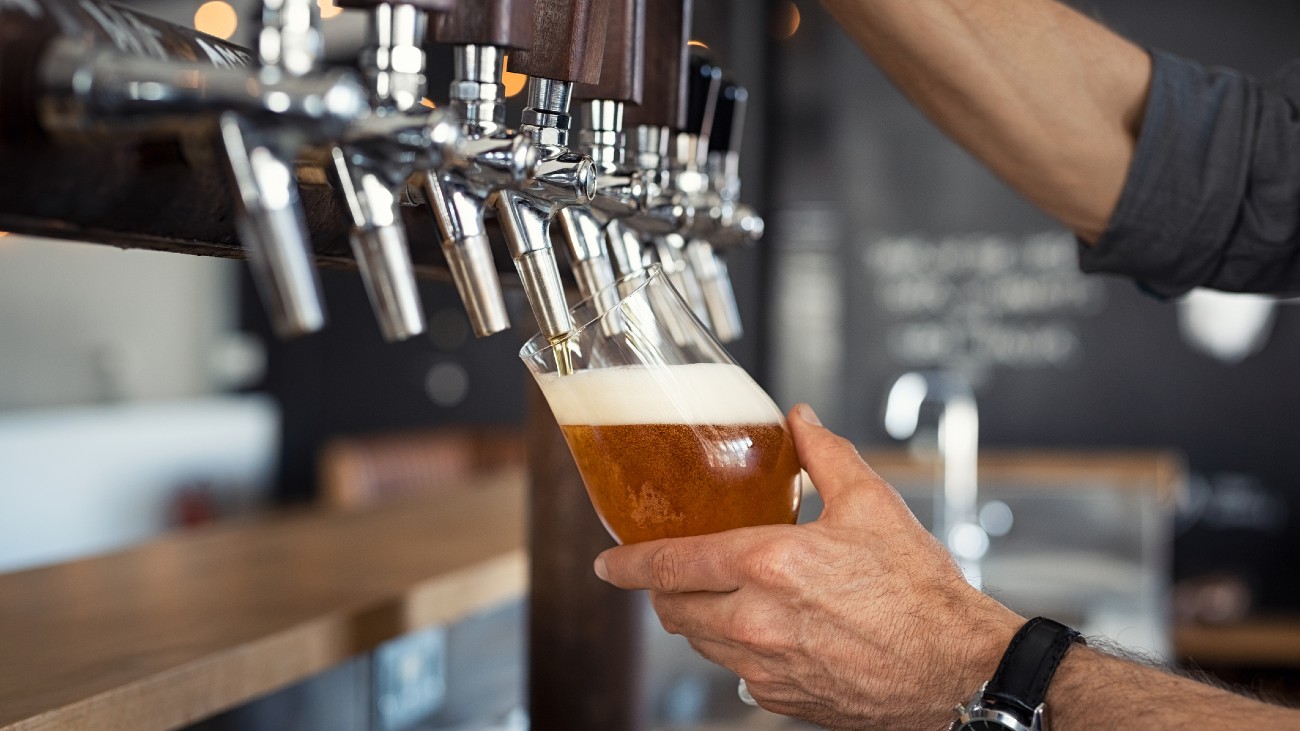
[{"xmin": 961, "ymin": 722, "xmax": 1011, "ymax": 731}]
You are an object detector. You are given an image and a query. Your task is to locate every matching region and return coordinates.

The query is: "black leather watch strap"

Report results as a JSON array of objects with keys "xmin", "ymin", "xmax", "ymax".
[{"xmin": 983, "ymin": 617, "xmax": 1085, "ymax": 722}]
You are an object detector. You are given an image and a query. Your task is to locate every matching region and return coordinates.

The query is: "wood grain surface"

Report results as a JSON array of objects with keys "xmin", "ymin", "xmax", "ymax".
[
  {"xmin": 510, "ymin": 0, "xmax": 612, "ymax": 84},
  {"xmin": 0, "ymin": 474, "xmax": 527, "ymax": 731},
  {"xmin": 572, "ymin": 0, "xmax": 645, "ymax": 103},
  {"xmin": 1174, "ymin": 618, "xmax": 1300, "ymax": 667},
  {"xmin": 433, "ymin": 0, "xmax": 538, "ymax": 49},
  {"xmin": 622, "ymin": 0, "xmax": 690, "ymax": 130},
  {"xmin": 860, "ymin": 449, "xmax": 1185, "ymax": 504}
]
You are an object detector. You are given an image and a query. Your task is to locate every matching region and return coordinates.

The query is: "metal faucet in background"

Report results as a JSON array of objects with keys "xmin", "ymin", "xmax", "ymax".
[
  {"xmin": 330, "ymin": 0, "xmax": 461, "ymax": 341},
  {"xmin": 705, "ymin": 81, "xmax": 766, "ymax": 252},
  {"xmin": 659, "ymin": 53, "xmax": 725, "ymax": 330},
  {"xmin": 423, "ymin": 3, "xmax": 541, "ymax": 338},
  {"xmin": 560, "ymin": 0, "xmax": 648, "ymax": 311},
  {"xmin": 221, "ymin": 0, "xmax": 334, "ymax": 337},
  {"xmin": 885, "ymin": 371, "xmax": 988, "ymax": 589},
  {"xmin": 494, "ymin": 0, "xmax": 609, "ymax": 344},
  {"xmin": 615, "ymin": 119, "xmax": 690, "ymax": 284},
  {"xmin": 686, "ymin": 76, "xmax": 762, "ymax": 343},
  {"xmin": 616, "ymin": 0, "xmax": 694, "ymax": 293}
]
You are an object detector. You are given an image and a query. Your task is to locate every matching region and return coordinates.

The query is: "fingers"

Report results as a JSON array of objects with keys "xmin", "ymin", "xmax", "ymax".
[
  {"xmin": 788, "ymin": 403, "xmax": 885, "ymax": 509},
  {"xmin": 594, "ymin": 532, "xmax": 748, "ymax": 593}
]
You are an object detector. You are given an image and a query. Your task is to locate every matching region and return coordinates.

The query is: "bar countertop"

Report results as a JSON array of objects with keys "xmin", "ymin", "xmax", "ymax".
[{"xmin": 0, "ymin": 472, "xmax": 527, "ymax": 731}]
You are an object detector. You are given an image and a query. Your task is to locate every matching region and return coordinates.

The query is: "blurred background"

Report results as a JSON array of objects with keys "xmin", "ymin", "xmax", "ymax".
[{"xmin": 3, "ymin": 0, "xmax": 1300, "ymax": 728}]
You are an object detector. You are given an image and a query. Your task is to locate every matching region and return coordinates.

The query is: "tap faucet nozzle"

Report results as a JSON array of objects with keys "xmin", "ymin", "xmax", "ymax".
[
  {"xmin": 220, "ymin": 112, "xmax": 326, "ymax": 337},
  {"xmin": 885, "ymin": 371, "xmax": 986, "ymax": 588}
]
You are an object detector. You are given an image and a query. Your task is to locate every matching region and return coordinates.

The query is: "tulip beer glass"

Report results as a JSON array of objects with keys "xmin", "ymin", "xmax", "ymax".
[{"xmin": 520, "ymin": 265, "xmax": 802, "ymax": 545}]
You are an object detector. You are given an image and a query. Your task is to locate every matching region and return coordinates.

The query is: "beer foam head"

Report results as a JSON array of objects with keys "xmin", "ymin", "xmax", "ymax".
[{"xmin": 537, "ymin": 363, "xmax": 785, "ymax": 426}]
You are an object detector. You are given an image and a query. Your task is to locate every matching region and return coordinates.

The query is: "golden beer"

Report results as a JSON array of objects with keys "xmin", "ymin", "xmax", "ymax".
[{"xmin": 538, "ymin": 362, "xmax": 802, "ymax": 544}]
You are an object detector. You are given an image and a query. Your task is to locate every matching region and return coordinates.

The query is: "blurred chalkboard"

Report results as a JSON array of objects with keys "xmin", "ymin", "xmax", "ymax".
[{"xmin": 768, "ymin": 0, "xmax": 1300, "ymax": 607}]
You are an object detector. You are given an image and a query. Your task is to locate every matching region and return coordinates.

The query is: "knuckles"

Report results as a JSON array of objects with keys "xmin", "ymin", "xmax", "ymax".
[
  {"xmin": 725, "ymin": 604, "xmax": 782, "ymax": 650},
  {"xmin": 648, "ymin": 543, "xmax": 685, "ymax": 593},
  {"xmin": 739, "ymin": 534, "xmax": 803, "ymax": 588}
]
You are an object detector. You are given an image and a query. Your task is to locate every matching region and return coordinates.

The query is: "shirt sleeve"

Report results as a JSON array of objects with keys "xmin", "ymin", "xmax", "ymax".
[{"xmin": 1080, "ymin": 50, "xmax": 1300, "ymax": 298}]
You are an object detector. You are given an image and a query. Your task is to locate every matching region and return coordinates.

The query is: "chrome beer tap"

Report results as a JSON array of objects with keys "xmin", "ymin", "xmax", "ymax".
[
  {"xmin": 653, "ymin": 53, "xmax": 725, "ymax": 328},
  {"xmin": 222, "ymin": 0, "xmax": 333, "ymax": 336},
  {"xmin": 683, "ymin": 75, "xmax": 760, "ymax": 343},
  {"xmin": 706, "ymin": 82, "xmax": 765, "ymax": 251},
  {"xmin": 493, "ymin": 0, "xmax": 611, "ymax": 344},
  {"xmin": 330, "ymin": 0, "xmax": 462, "ymax": 341},
  {"xmin": 422, "ymin": 3, "xmax": 541, "ymax": 338},
  {"xmin": 494, "ymin": 79, "xmax": 596, "ymax": 342},
  {"xmin": 617, "ymin": 0, "xmax": 693, "ymax": 289},
  {"xmin": 35, "ymin": 0, "xmax": 373, "ymax": 337},
  {"xmin": 557, "ymin": 0, "xmax": 647, "ymax": 306}
]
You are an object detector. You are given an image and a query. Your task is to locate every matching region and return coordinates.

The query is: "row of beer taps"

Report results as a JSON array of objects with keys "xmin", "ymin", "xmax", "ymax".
[{"xmin": 35, "ymin": 0, "xmax": 764, "ymax": 347}]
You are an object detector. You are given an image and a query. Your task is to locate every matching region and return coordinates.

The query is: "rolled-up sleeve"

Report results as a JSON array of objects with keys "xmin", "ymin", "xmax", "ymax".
[{"xmin": 1081, "ymin": 50, "xmax": 1300, "ymax": 297}]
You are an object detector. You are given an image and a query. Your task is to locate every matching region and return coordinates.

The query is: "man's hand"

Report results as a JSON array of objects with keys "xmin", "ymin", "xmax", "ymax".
[{"xmin": 594, "ymin": 404, "xmax": 1024, "ymax": 730}]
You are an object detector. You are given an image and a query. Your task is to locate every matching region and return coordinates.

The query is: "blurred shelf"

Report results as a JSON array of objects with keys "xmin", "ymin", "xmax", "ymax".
[
  {"xmin": 861, "ymin": 448, "xmax": 1185, "ymax": 503},
  {"xmin": 0, "ymin": 470, "xmax": 527, "ymax": 731},
  {"xmin": 1175, "ymin": 617, "xmax": 1300, "ymax": 668}
]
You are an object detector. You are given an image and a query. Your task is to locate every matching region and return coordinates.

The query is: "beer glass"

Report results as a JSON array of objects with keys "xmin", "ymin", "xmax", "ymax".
[{"xmin": 519, "ymin": 264, "xmax": 802, "ymax": 546}]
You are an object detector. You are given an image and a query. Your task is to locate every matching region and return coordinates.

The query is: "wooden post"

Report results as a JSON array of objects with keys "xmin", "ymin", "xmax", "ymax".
[{"xmin": 526, "ymin": 379, "xmax": 645, "ymax": 731}]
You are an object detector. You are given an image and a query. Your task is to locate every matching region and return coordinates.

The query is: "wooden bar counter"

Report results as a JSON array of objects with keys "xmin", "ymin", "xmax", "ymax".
[{"xmin": 0, "ymin": 473, "xmax": 527, "ymax": 731}]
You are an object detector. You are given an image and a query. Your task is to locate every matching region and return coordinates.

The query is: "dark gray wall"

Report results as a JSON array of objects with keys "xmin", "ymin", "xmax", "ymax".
[{"xmin": 768, "ymin": 1, "xmax": 1300, "ymax": 608}]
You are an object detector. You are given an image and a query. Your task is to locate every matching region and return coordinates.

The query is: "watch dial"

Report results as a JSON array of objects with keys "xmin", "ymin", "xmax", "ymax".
[{"xmin": 960, "ymin": 722, "xmax": 1011, "ymax": 731}]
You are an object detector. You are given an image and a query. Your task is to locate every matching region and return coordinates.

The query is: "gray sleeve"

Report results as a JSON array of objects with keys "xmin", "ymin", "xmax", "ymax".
[{"xmin": 1080, "ymin": 50, "xmax": 1300, "ymax": 298}]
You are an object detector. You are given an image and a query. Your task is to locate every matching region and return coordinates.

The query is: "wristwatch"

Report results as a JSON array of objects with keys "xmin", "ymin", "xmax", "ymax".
[{"xmin": 950, "ymin": 617, "xmax": 1085, "ymax": 731}]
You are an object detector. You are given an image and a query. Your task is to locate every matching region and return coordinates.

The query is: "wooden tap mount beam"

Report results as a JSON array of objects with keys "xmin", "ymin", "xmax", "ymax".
[
  {"xmin": 508, "ymin": 0, "xmax": 613, "ymax": 84},
  {"xmin": 621, "ymin": 0, "xmax": 690, "ymax": 130},
  {"xmin": 572, "ymin": 0, "xmax": 645, "ymax": 104},
  {"xmin": 433, "ymin": 0, "xmax": 538, "ymax": 49}
]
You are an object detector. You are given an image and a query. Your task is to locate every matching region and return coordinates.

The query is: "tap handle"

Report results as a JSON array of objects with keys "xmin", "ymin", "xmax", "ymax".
[
  {"xmin": 683, "ymin": 52, "xmax": 721, "ymax": 138},
  {"xmin": 709, "ymin": 79, "xmax": 747, "ymax": 156},
  {"xmin": 622, "ymin": 0, "xmax": 690, "ymax": 130},
  {"xmin": 572, "ymin": 0, "xmax": 644, "ymax": 104},
  {"xmin": 509, "ymin": 0, "xmax": 612, "ymax": 84},
  {"xmin": 434, "ymin": 0, "xmax": 537, "ymax": 49}
]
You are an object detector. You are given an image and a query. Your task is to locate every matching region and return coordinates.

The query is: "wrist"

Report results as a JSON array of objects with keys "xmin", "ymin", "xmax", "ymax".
[
  {"xmin": 935, "ymin": 592, "xmax": 1025, "ymax": 724},
  {"xmin": 952, "ymin": 615, "xmax": 1086, "ymax": 731}
]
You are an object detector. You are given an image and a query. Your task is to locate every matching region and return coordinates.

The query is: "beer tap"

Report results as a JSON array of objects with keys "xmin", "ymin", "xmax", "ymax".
[
  {"xmin": 220, "ymin": 0, "xmax": 333, "ymax": 337},
  {"xmin": 616, "ymin": 0, "xmax": 692, "ymax": 289},
  {"xmin": 330, "ymin": 0, "xmax": 462, "ymax": 341},
  {"xmin": 494, "ymin": 0, "xmax": 609, "ymax": 344},
  {"xmin": 688, "ymin": 77, "xmax": 763, "ymax": 342},
  {"xmin": 652, "ymin": 52, "xmax": 722, "ymax": 327},
  {"xmin": 421, "ymin": 0, "xmax": 540, "ymax": 338},
  {"xmin": 557, "ymin": 0, "xmax": 646, "ymax": 306},
  {"xmin": 33, "ymin": 0, "xmax": 378, "ymax": 337}
]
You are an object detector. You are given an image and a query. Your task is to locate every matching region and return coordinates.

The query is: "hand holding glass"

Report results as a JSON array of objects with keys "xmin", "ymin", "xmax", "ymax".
[{"xmin": 520, "ymin": 264, "xmax": 802, "ymax": 544}]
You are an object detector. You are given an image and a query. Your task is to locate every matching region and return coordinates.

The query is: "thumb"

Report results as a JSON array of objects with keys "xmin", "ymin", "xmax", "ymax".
[{"xmin": 788, "ymin": 403, "xmax": 886, "ymax": 511}]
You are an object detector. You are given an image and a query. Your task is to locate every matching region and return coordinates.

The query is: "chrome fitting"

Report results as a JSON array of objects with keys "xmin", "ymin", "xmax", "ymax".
[
  {"xmin": 362, "ymin": 3, "xmax": 428, "ymax": 113},
  {"xmin": 450, "ymin": 44, "xmax": 507, "ymax": 132},
  {"xmin": 520, "ymin": 77, "xmax": 574, "ymax": 147}
]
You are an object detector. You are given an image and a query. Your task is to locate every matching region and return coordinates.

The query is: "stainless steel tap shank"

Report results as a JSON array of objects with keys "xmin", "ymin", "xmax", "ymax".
[
  {"xmin": 422, "ymin": 44, "xmax": 538, "ymax": 338},
  {"xmin": 558, "ymin": 99, "xmax": 644, "ymax": 302},
  {"xmin": 493, "ymin": 77, "xmax": 597, "ymax": 343}
]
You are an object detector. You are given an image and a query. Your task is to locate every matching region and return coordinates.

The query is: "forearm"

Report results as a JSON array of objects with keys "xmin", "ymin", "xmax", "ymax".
[
  {"xmin": 819, "ymin": 0, "xmax": 1151, "ymax": 242},
  {"xmin": 1043, "ymin": 645, "xmax": 1300, "ymax": 728}
]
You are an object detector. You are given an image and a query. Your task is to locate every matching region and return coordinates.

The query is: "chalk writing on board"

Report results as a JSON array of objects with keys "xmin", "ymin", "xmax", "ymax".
[{"xmin": 861, "ymin": 231, "xmax": 1106, "ymax": 384}]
